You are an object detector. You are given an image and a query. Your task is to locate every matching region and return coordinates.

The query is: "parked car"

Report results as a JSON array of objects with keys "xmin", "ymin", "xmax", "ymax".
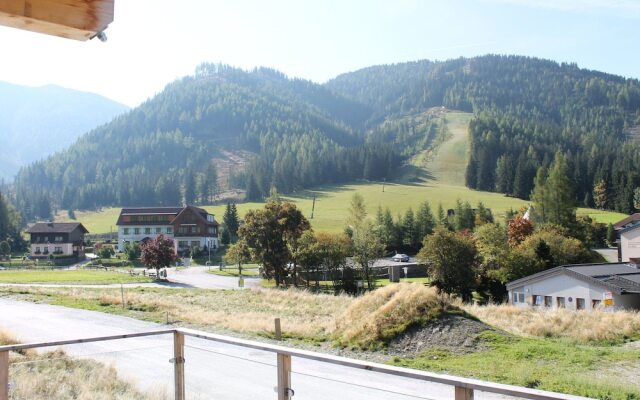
[{"xmin": 392, "ymin": 253, "xmax": 410, "ymax": 262}]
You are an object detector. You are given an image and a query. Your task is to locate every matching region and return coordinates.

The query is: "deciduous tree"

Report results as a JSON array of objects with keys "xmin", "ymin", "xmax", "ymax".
[
  {"xmin": 417, "ymin": 227, "xmax": 477, "ymax": 301},
  {"xmin": 141, "ymin": 234, "xmax": 177, "ymax": 274},
  {"xmin": 239, "ymin": 201, "xmax": 310, "ymax": 286}
]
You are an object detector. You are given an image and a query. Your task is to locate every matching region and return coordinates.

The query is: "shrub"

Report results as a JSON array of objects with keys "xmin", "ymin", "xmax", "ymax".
[{"xmin": 334, "ymin": 283, "xmax": 456, "ymax": 349}]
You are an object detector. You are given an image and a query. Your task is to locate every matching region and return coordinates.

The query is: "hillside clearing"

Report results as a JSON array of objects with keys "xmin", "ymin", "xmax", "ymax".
[
  {"xmin": 53, "ymin": 109, "xmax": 626, "ymax": 234},
  {"xmin": 55, "ymin": 182, "xmax": 625, "ymax": 234}
]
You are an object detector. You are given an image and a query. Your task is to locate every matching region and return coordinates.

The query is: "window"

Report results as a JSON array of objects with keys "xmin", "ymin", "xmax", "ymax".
[
  {"xmin": 54, "ymin": 246, "xmax": 63, "ymax": 254},
  {"xmin": 166, "ymin": 227, "xmax": 173, "ymax": 234},
  {"xmin": 544, "ymin": 296, "xmax": 552, "ymax": 307},
  {"xmin": 55, "ymin": 236, "xmax": 63, "ymax": 242},
  {"xmin": 178, "ymin": 241, "xmax": 188, "ymax": 248},
  {"xmin": 512, "ymin": 292, "xmax": 525, "ymax": 304},
  {"xmin": 191, "ymin": 241, "xmax": 199, "ymax": 248},
  {"xmin": 155, "ymin": 227, "xmax": 162, "ymax": 234},
  {"xmin": 123, "ymin": 228, "xmax": 130, "ymax": 235},
  {"xmin": 208, "ymin": 227, "xmax": 216, "ymax": 234},
  {"xmin": 190, "ymin": 226, "xmax": 198, "ymax": 234},
  {"xmin": 134, "ymin": 228, "xmax": 140, "ymax": 235},
  {"xmin": 144, "ymin": 227, "xmax": 151, "ymax": 234},
  {"xmin": 576, "ymin": 298, "xmax": 585, "ymax": 310},
  {"xmin": 179, "ymin": 226, "xmax": 188, "ymax": 234},
  {"xmin": 35, "ymin": 247, "xmax": 41, "ymax": 254},
  {"xmin": 592, "ymin": 299, "xmax": 601, "ymax": 309},
  {"xmin": 556, "ymin": 297, "xmax": 565, "ymax": 308},
  {"xmin": 532, "ymin": 295, "xmax": 543, "ymax": 306}
]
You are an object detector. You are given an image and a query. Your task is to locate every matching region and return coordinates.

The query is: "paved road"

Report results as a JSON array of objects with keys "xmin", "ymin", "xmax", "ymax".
[
  {"xmin": 0, "ymin": 266, "xmax": 259, "ymax": 290},
  {"xmin": 167, "ymin": 266, "xmax": 261, "ymax": 289},
  {"xmin": 0, "ymin": 298, "xmax": 516, "ymax": 400}
]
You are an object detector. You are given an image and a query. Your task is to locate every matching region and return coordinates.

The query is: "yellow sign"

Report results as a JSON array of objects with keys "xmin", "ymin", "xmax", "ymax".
[{"xmin": 604, "ymin": 299, "xmax": 614, "ymax": 306}]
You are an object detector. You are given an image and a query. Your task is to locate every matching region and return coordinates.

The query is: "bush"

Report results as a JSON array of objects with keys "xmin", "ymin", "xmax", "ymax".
[{"xmin": 333, "ymin": 283, "xmax": 456, "ymax": 349}]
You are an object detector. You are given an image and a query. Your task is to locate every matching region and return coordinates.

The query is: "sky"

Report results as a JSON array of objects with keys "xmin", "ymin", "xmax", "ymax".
[{"xmin": 1, "ymin": 0, "xmax": 639, "ymax": 107}]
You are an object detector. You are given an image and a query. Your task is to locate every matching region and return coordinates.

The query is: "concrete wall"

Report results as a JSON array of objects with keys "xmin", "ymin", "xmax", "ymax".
[
  {"xmin": 508, "ymin": 273, "xmax": 640, "ymax": 311},
  {"xmin": 620, "ymin": 228, "xmax": 640, "ymax": 262},
  {"xmin": 118, "ymin": 226, "xmax": 218, "ymax": 252},
  {"xmin": 31, "ymin": 243, "xmax": 72, "ymax": 256},
  {"xmin": 117, "ymin": 225, "xmax": 172, "ymax": 251}
]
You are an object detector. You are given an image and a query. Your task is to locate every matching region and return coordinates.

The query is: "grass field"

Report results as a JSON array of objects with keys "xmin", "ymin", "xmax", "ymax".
[
  {"xmin": 0, "ymin": 270, "xmax": 153, "ymax": 284},
  {"xmin": 54, "ymin": 110, "xmax": 629, "ymax": 234},
  {"xmin": 393, "ymin": 331, "xmax": 640, "ymax": 399},
  {"xmin": 63, "ymin": 184, "xmax": 626, "ymax": 235}
]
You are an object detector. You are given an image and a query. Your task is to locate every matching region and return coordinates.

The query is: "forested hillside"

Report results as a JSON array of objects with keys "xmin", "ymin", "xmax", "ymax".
[
  {"xmin": 0, "ymin": 81, "xmax": 128, "ymax": 181},
  {"xmin": 328, "ymin": 56, "xmax": 640, "ymax": 213},
  {"xmin": 13, "ymin": 65, "xmax": 408, "ymax": 220},
  {"xmin": 11, "ymin": 56, "xmax": 640, "ymax": 222}
]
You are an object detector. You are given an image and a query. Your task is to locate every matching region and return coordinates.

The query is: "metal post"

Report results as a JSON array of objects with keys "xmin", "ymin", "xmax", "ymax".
[
  {"xmin": 455, "ymin": 386, "xmax": 474, "ymax": 400},
  {"xmin": 173, "ymin": 331, "xmax": 185, "ymax": 400},
  {"xmin": 277, "ymin": 352, "xmax": 292, "ymax": 400},
  {"xmin": 0, "ymin": 351, "xmax": 8, "ymax": 400}
]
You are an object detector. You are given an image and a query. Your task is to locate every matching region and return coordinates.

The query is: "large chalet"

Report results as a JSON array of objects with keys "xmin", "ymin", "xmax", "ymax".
[
  {"xmin": 26, "ymin": 222, "xmax": 88, "ymax": 260},
  {"xmin": 116, "ymin": 206, "xmax": 219, "ymax": 253}
]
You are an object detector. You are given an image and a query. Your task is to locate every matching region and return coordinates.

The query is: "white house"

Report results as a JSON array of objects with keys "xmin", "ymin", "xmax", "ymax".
[
  {"xmin": 116, "ymin": 206, "xmax": 219, "ymax": 253},
  {"xmin": 619, "ymin": 224, "xmax": 640, "ymax": 262},
  {"xmin": 506, "ymin": 261, "xmax": 640, "ymax": 311}
]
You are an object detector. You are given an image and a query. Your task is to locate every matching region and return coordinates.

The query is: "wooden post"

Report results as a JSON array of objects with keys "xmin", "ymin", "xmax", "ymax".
[
  {"xmin": 455, "ymin": 386, "xmax": 474, "ymax": 400},
  {"xmin": 311, "ymin": 195, "xmax": 316, "ymax": 219},
  {"xmin": 274, "ymin": 318, "xmax": 282, "ymax": 341},
  {"xmin": 173, "ymin": 331, "xmax": 185, "ymax": 400},
  {"xmin": 120, "ymin": 284, "xmax": 125, "ymax": 309},
  {"xmin": 0, "ymin": 351, "xmax": 8, "ymax": 400},
  {"xmin": 277, "ymin": 352, "xmax": 292, "ymax": 400}
]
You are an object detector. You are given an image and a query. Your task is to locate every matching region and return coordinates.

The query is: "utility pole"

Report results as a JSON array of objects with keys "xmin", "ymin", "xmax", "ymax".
[{"xmin": 311, "ymin": 195, "xmax": 316, "ymax": 219}]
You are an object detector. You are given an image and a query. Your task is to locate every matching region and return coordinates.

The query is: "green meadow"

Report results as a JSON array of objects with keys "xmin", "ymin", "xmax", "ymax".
[{"xmin": 55, "ymin": 111, "xmax": 628, "ymax": 234}]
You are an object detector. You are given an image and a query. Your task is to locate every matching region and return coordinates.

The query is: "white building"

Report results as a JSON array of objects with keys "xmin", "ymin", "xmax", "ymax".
[
  {"xmin": 506, "ymin": 261, "xmax": 640, "ymax": 311},
  {"xmin": 116, "ymin": 206, "xmax": 219, "ymax": 253},
  {"xmin": 619, "ymin": 224, "xmax": 640, "ymax": 262}
]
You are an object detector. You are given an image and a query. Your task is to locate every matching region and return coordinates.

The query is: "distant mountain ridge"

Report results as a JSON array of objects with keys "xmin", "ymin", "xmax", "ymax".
[
  {"xmin": 0, "ymin": 81, "xmax": 129, "ymax": 180},
  {"xmin": 11, "ymin": 55, "xmax": 640, "ymax": 220}
]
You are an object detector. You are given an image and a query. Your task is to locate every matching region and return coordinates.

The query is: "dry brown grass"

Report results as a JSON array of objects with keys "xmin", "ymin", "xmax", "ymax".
[
  {"xmin": 334, "ymin": 283, "xmax": 456, "ymax": 349},
  {"xmin": 1, "ymin": 327, "xmax": 167, "ymax": 399},
  {"xmin": 10, "ymin": 286, "xmax": 353, "ymax": 340},
  {"xmin": 464, "ymin": 304, "xmax": 640, "ymax": 342}
]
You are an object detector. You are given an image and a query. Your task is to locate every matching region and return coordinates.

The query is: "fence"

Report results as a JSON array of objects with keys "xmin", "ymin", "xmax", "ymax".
[{"xmin": 0, "ymin": 327, "xmax": 592, "ymax": 400}]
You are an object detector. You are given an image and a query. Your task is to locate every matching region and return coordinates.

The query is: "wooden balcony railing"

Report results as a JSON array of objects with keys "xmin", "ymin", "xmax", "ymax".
[{"xmin": 0, "ymin": 327, "xmax": 592, "ymax": 400}]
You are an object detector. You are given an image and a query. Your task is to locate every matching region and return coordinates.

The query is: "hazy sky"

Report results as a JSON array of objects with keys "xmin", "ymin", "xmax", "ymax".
[{"xmin": 1, "ymin": 0, "xmax": 639, "ymax": 107}]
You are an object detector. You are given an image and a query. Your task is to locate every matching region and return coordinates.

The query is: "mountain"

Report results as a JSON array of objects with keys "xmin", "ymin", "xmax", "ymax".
[
  {"xmin": 327, "ymin": 56, "xmax": 640, "ymax": 212},
  {"xmin": 0, "ymin": 81, "xmax": 129, "ymax": 180},
  {"xmin": 11, "ymin": 56, "xmax": 640, "ymax": 221}
]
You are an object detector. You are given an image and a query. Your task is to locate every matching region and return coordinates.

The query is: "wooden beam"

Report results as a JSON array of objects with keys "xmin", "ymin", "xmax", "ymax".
[
  {"xmin": 173, "ymin": 331, "xmax": 185, "ymax": 400},
  {"xmin": 455, "ymin": 386, "xmax": 474, "ymax": 400},
  {"xmin": 0, "ymin": 351, "xmax": 8, "ymax": 400},
  {"xmin": 0, "ymin": 0, "xmax": 114, "ymax": 41},
  {"xmin": 277, "ymin": 352, "xmax": 292, "ymax": 400}
]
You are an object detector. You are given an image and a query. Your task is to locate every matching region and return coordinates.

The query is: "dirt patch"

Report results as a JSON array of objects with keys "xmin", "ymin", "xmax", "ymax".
[{"xmin": 386, "ymin": 314, "xmax": 497, "ymax": 356}]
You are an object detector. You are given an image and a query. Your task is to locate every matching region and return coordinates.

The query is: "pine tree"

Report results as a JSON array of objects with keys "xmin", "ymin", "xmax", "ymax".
[
  {"xmin": 203, "ymin": 163, "xmax": 218, "ymax": 203},
  {"xmin": 401, "ymin": 208, "xmax": 416, "ymax": 250},
  {"xmin": 531, "ymin": 153, "xmax": 576, "ymax": 227},
  {"xmin": 184, "ymin": 170, "xmax": 196, "ymax": 205},
  {"xmin": 415, "ymin": 201, "xmax": 435, "ymax": 244}
]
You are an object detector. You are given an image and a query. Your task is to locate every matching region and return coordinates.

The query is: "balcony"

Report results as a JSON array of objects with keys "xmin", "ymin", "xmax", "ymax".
[{"xmin": 0, "ymin": 328, "xmax": 591, "ymax": 400}]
